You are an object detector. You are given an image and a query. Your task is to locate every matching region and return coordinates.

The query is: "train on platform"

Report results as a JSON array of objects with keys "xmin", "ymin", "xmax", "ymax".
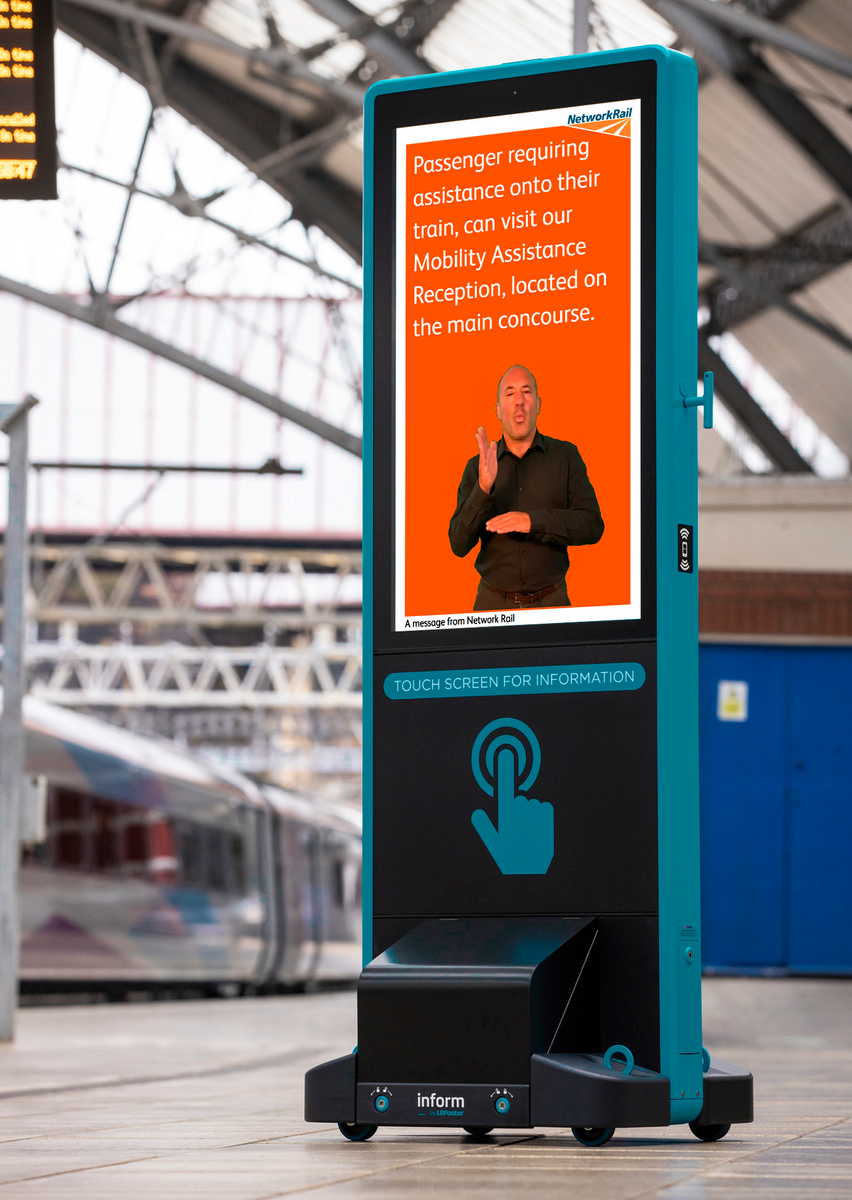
[{"xmin": 15, "ymin": 696, "xmax": 362, "ymax": 994}]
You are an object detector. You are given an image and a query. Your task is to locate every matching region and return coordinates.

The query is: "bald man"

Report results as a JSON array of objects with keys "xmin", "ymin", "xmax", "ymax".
[{"xmin": 449, "ymin": 364, "xmax": 604, "ymax": 611}]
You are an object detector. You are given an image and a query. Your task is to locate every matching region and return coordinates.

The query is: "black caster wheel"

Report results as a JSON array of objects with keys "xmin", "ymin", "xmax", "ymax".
[
  {"xmin": 337, "ymin": 1122, "xmax": 378, "ymax": 1141},
  {"xmin": 689, "ymin": 1121, "xmax": 731, "ymax": 1142},
  {"xmin": 463, "ymin": 1126, "xmax": 493, "ymax": 1138},
  {"xmin": 571, "ymin": 1126, "xmax": 615, "ymax": 1147}
]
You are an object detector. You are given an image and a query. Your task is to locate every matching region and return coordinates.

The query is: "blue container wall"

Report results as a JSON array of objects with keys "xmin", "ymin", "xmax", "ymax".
[{"xmin": 699, "ymin": 644, "xmax": 852, "ymax": 974}]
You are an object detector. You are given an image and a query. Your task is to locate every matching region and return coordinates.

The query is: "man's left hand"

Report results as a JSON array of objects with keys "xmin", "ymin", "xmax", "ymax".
[{"xmin": 485, "ymin": 511, "xmax": 532, "ymax": 534}]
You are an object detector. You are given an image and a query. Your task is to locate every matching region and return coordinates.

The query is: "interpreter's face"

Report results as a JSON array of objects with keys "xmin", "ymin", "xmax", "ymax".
[{"xmin": 496, "ymin": 368, "xmax": 541, "ymax": 441}]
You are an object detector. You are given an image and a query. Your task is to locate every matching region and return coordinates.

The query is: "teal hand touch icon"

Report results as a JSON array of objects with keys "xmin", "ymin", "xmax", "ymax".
[{"xmin": 470, "ymin": 718, "xmax": 554, "ymax": 875}]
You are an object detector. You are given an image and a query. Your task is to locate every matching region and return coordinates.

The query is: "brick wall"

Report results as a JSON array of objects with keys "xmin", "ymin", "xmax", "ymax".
[{"xmin": 699, "ymin": 571, "xmax": 852, "ymax": 638}]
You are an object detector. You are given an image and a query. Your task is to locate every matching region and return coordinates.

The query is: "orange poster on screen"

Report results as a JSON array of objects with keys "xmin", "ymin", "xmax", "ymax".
[{"xmin": 394, "ymin": 102, "xmax": 641, "ymax": 632}]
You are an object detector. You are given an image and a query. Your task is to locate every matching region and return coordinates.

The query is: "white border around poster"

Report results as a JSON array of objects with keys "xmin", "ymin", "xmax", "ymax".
[{"xmin": 394, "ymin": 100, "xmax": 642, "ymax": 633}]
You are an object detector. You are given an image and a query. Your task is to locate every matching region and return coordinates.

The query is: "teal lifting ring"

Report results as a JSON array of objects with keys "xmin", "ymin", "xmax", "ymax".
[
  {"xmin": 603, "ymin": 1044, "xmax": 635, "ymax": 1075},
  {"xmin": 702, "ymin": 1047, "xmax": 711, "ymax": 1072}
]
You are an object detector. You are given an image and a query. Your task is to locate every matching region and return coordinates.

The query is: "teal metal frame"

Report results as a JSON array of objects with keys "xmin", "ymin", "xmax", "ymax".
[{"xmin": 362, "ymin": 45, "xmax": 702, "ymax": 1126}]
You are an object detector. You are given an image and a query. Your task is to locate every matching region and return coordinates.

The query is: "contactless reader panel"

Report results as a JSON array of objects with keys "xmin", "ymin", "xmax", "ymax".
[{"xmin": 306, "ymin": 46, "xmax": 753, "ymax": 1147}]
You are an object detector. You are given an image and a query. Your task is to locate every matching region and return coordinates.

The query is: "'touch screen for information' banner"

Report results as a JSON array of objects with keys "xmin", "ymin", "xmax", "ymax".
[{"xmin": 394, "ymin": 101, "xmax": 641, "ymax": 632}]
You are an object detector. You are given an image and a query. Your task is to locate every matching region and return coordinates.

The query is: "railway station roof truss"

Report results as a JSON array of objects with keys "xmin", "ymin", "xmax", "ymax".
[
  {"xmin": 11, "ymin": 542, "xmax": 363, "ymax": 631},
  {"xmin": 0, "ymin": 0, "xmax": 849, "ymax": 497},
  {"xmin": 22, "ymin": 636, "xmax": 364, "ymax": 709}
]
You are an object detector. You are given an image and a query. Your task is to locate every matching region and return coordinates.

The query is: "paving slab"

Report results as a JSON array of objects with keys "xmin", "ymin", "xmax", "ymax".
[{"xmin": 0, "ymin": 978, "xmax": 850, "ymax": 1198}]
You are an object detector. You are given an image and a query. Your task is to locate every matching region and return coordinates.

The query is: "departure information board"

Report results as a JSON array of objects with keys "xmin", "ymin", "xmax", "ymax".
[{"xmin": 0, "ymin": 0, "xmax": 56, "ymax": 199}]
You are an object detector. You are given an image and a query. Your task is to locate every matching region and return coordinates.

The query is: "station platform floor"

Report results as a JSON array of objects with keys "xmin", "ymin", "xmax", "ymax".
[{"xmin": 1, "ymin": 976, "xmax": 850, "ymax": 1199}]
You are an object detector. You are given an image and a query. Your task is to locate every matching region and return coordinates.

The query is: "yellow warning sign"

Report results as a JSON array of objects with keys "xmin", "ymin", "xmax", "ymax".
[{"xmin": 717, "ymin": 680, "xmax": 748, "ymax": 722}]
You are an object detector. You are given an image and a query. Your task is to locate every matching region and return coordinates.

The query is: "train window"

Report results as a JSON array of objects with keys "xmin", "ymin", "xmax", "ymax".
[
  {"xmin": 333, "ymin": 860, "xmax": 346, "ymax": 908},
  {"xmin": 92, "ymin": 798, "xmax": 119, "ymax": 870},
  {"xmin": 206, "ymin": 828, "xmax": 227, "ymax": 891},
  {"xmin": 50, "ymin": 789, "xmax": 86, "ymax": 868},
  {"xmin": 176, "ymin": 822, "xmax": 204, "ymax": 887},
  {"xmin": 331, "ymin": 856, "xmax": 361, "ymax": 910},
  {"xmin": 229, "ymin": 834, "xmax": 245, "ymax": 895},
  {"xmin": 55, "ymin": 789, "xmax": 83, "ymax": 822},
  {"xmin": 44, "ymin": 789, "xmax": 153, "ymax": 876},
  {"xmin": 123, "ymin": 820, "xmax": 149, "ymax": 865},
  {"xmin": 149, "ymin": 817, "xmax": 178, "ymax": 882},
  {"xmin": 171, "ymin": 821, "xmax": 246, "ymax": 894}
]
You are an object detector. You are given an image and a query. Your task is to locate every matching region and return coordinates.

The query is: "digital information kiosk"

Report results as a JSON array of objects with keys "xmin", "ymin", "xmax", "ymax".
[{"xmin": 306, "ymin": 45, "xmax": 752, "ymax": 1147}]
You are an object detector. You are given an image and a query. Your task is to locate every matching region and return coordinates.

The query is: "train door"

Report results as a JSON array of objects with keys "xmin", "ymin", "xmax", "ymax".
[
  {"xmin": 305, "ymin": 825, "xmax": 324, "ymax": 982},
  {"xmin": 314, "ymin": 828, "xmax": 362, "ymax": 981},
  {"xmin": 254, "ymin": 807, "xmax": 284, "ymax": 987},
  {"xmin": 274, "ymin": 813, "xmax": 321, "ymax": 986}
]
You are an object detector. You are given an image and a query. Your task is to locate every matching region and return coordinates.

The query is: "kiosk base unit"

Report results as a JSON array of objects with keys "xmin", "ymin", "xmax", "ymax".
[{"xmin": 305, "ymin": 917, "xmax": 753, "ymax": 1142}]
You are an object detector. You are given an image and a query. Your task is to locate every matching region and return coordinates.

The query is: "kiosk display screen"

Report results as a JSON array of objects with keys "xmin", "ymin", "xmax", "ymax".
[{"xmin": 390, "ymin": 95, "xmax": 643, "ymax": 635}]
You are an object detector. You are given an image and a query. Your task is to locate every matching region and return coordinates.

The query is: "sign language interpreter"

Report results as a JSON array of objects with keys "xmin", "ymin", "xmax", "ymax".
[{"xmin": 449, "ymin": 364, "xmax": 604, "ymax": 611}]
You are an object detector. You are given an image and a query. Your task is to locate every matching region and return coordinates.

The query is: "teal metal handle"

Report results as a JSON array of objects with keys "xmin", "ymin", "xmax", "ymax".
[{"xmin": 680, "ymin": 371, "xmax": 714, "ymax": 429}]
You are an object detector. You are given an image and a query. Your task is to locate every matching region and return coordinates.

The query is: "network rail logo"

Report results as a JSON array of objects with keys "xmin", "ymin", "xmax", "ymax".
[{"xmin": 566, "ymin": 107, "xmax": 634, "ymax": 125}]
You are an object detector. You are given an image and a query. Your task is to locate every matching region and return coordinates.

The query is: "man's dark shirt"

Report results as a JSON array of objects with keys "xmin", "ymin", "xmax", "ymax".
[{"xmin": 448, "ymin": 431, "xmax": 604, "ymax": 593}]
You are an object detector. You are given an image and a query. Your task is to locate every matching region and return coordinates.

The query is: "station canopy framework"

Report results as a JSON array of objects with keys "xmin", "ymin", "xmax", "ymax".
[
  {"xmin": 0, "ymin": 0, "xmax": 851, "ymax": 740},
  {"xmin": 0, "ymin": 0, "xmax": 850, "ymax": 530}
]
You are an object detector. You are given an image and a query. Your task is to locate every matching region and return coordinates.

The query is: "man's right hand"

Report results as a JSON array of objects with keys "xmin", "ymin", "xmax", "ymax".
[{"xmin": 476, "ymin": 425, "xmax": 497, "ymax": 494}]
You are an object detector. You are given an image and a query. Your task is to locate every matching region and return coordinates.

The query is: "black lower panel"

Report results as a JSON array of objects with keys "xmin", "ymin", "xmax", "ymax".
[
  {"xmin": 305, "ymin": 1054, "xmax": 356, "ymax": 1123},
  {"xmin": 696, "ymin": 1060, "xmax": 754, "ymax": 1126},
  {"xmin": 371, "ymin": 913, "xmax": 660, "ymax": 1073},
  {"xmin": 531, "ymin": 1053, "xmax": 670, "ymax": 1127},
  {"xmin": 305, "ymin": 1051, "xmax": 754, "ymax": 1130},
  {"xmin": 597, "ymin": 914, "xmax": 660, "ymax": 1073},
  {"xmin": 358, "ymin": 916, "xmax": 596, "ymax": 1084},
  {"xmin": 357, "ymin": 1082, "xmax": 528, "ymax": 1127}
]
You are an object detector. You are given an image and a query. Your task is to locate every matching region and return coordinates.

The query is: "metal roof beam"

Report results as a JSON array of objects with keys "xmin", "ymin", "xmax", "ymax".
[
  {"xmin": 61, "ymin": 158, "xmax": 362, "ymax": 291},
  {"xmin": 736, "ymin": 59, "xmax": 852, "ymax": 205},
  {"xmin": 56, "ymin": 3, "xmax": 363, "ymax": 260},
  {"xmin": 394, "ymin": 0, "xmax": 464, "ymax": 52},
  {"xmin": 650, "ymin": 1, "xmax": 852, "ymax": 204},
  {"xmin": 24, "ymin": 638, "xmax": 364, "ymax": 709},
  {"xmin": 699, "ymin": 239, "xmax": 852, "ymax": 358},
  {"xmin": 301, "ymin": 0, "xmax": 433, "ymax": 77},
  {"xmin": 62, "ymin": 0, "xmax": 366, "ymax": 109},
  {"xmin": 653, "ymin": 0, "xmax": 852, "ymax": 80},
  {"xmin": 697, "ymin": 334, "xmax": 813, "ymax": 473},
  {"xmin": 739, "ymin": 2, "xmax": 810, "ymax": 16},
  {"xmin": 703, "ymin": 205, "xmax": 852, "ymax": 332},
  {"xmin": 0, "ymin": 275, "xmax": 363, "ymax": 458}
]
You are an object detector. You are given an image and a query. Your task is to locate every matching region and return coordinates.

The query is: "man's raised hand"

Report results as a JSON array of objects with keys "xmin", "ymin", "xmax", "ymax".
[{"xmin": 475, "ymin": 425, "xmax": 497, "ymax": 494}]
